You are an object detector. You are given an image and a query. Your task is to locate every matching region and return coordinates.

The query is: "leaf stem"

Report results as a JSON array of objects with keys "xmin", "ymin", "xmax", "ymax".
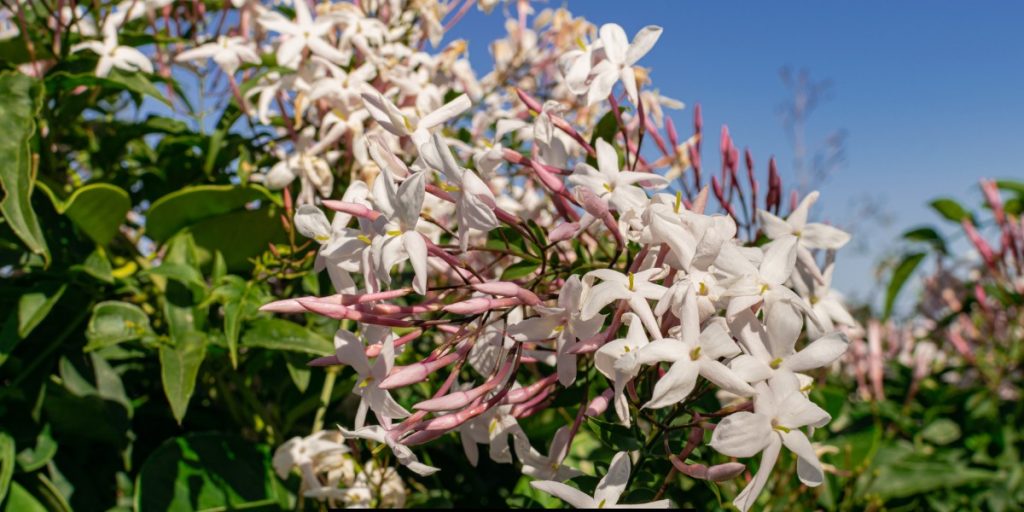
[{"xmin": 311, "ymin": 366, "xmax": 339, "ymax": 433}]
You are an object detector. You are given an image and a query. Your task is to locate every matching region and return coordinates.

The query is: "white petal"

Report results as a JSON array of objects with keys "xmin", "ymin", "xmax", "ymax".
[
  {"xmin": 699, "ymin": 359, "xmax": 755, "ymax": 397},
  {"xmin": 418, "ymin": 94, "xmax": 472, "ymax": 131},
  {"xmin": 780, "ymin": 430, "xmax": 824, "ymax": 487},
  {"xmin": 644, "ymin": 359, "xmax": 699, "ymax": 409},
  {"xmin": 785, "ymin": 332, "xmax": 849, "ymax": 373},
  {"xmin": 800, "ymin": 223, "xmax": 851, "ymax": 249},
  {"xmin": 759, "ymin": 236, "xmax": 798, "ymax": 285},
  {"xmin": 595, "ymin": 138, "xmax": 620, "ymax": 180},
  {"xmin": 758, "ymin": 209, "xmax": 792, "ymax": 239},
  {"xmin": 530, "ymin": 481, "xmax": 594, "ymax": 509},
  {"xmin": 732, "ymin": 436, "xmax": 782, "ymax": 512},
  {"xmin": 598, "ymin": 23, "xmax": 629, "ymax": 64},
  {"xmin": 709, "ymin": 411, "xmax": 773, "ymax": 458},
  {"xmin": 294, "ymin": 205, "xmax": 332, "ymax": 243},
  {"xmin": 333, "ymin": 329, "xmax": 371, "ymax": 375},
  {"xmin": 595, "ymin": 451, "xmax": 631, "ymax": 506},
  {"xmin": 402, "ymin": 231, "xmax": 428, "ymax": 295},
  {"xmin": 581, "ymin": 282, "xmax": 630, "ymax": 320},
  {"xmin": 788, "ymin": 191, "xmax": 819, "ymax": 229},
  {"xmin": 625, "ymin": 25, "xmax": 663, "ymax": 65},
  {"xmin": 729, "ymin": 354, "xmax": 773, "ymax": 384}
]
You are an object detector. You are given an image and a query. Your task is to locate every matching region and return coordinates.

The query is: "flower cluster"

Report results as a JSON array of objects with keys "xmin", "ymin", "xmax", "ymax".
[{"xmin": 16, "ymin": 0, "xmax": 858, "ymax": 507}]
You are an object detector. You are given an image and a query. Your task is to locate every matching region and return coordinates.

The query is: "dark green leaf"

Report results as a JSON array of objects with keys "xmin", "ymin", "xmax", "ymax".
[
  {"xmin": 15, "ymin": 425, "xmax": 57, "ymax": 473},
  {"xmin": 921, "ymin": 419, "xmax": 962, "ymax": 445},
  {"xmin": 84, "ymin": 301, "xmax": 153, "ymax": 352},
  {"xmin": 0, "ymin": 72, "xmax": 48, "ymax": 263},
  {"xmin": 17, "ymin": 282, "xmax": 66, "ymax": 338},
  {"xmin": 160, "ymin": 332, "xmax": 208, "ymax": 424},
  {"xmin": 585, "ymin": 417, "xmax": 643, "ymax": 452},
  {"xmin": 39, "ymin": 183, "xmax": 131, "ymax": 246},
  {"xmin": 2, "ymin": 481, "xmax": 47, "ymax": 512},
  {"xmin": 994, "ymin": 179, "xmax": 1024, "ymax": 195},
  {"xmin": 883, "ymin": 252, "xmax": 926, "ymax": 320},
  {"xmin": 501, "ymin": 260, "xmax": 540, "ymax": 281},
  {"xmin": 134, "ymin": 433, "xmax": 285, "ymax": 512},
  {"xmin": 902, "ymin": 226, "xmax": 947, "ymax": 255},
  {"xmin": 145, "ymin": 184, "xmax": 279, "ymax": 242},
  {"xmin": 0, "ymin": 431, "xmax": 13, "ymax": 504},
  {"xmin": 928, "ymin": 198, "xmax": 971, "ymax": 223},
  {"xmin": 242, "ymin": 318, "xmax": 333, "ymax": 356}
]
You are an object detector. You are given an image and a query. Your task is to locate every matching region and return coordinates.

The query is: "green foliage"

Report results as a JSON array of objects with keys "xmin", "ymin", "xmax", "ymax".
[
  {"xmin": 134, "ymin": 433, "xmax": 286, "ymax": 511},
  {"xmin": 0, "ymin": 73, "xmax": 48, "ymax": 263},
  {"xmin": 883, "ymin": 252, "xmax": 926, "ymax": 320}
]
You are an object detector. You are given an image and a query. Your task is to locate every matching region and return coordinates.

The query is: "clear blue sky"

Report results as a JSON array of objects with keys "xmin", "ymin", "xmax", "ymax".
[{"xmin": 448, "ymin": 0, "xmax": 1024, "ymax": 304}]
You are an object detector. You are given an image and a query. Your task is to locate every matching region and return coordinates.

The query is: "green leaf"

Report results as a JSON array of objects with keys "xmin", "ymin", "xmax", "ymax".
[
  {"xmin": 2, "ymin": 481, "xmax": 47, "ymax": 512},
  {"xmin": 134, "ymin": 433, "xmax": 285, "ymax": 512},
  {"xmin": 902, "ymin": 226, "xmax": 947, "ymax": 255},
  {"xmin": 0, "ymin": 281, "xmax": 66, "ymax": 367},
  {"xmin": 39, "ymin": 183, "xmax": 131, "ymax": 246},
  {"xmin": 0, "ymin": 72, "xmax": 48, "ymax": 263},
  {"xmin": 928, "ymin": 198, "xmax": 971, "ymax": 223},
  {"xmin": 159, "ymin": 332, "xmax": 208, "ymax": 424},
  {"xmin": 15, "ymin": 425, "xmax": 57, "ymax": 473},
  {"xmin": 48, "ymin": 69, "xmax": 168, "ymax": 106},
  {"xmin": 585, "ymin": 417, "xmax": 643, "ymax": 452},
  {"xmin": 161, "ymin": 233, "xmax": 206, "ymax": 338},
  {"xmin": 864, "ymin": 457, "xmax": 993, "ymax": 499},
  {"xmin": 146, "ymin": 263, "xmax": 207, "ymax": 291},
  {"xmin": 145, "ymin": 184, "xmax": 279, "ymax": 243},
  {"xmin": 591, "ymin": 109, "xmax": 621, "ymax": 146},
  {"xmin": 17, "ymin": 281, "xmax": 66, "ymax": 338},
  {"xmin": 284, "ymin": 354, "xmax": 312, "ymax": 393},
  {"xmin": 501, "ymin": 260, "xmax": 540, "ymax": 281},
  {"xmin": 220, "ymin": 280, "xmax": 264, "ymax": 369},
  {"xmin": 183, "ymin": 206, "xmax": 288, "ymax": 272},
  {"xmin": 994, "ymin": 179, "xmax": 1024, "ymax": 195},
  {"xmin": 72, "ymin": 247, "xmax": 114, "ymax": 283},
  {"xmin": 883, "ymin": 252, "xmax": 926, "ymax": 320},
  {"xmin": 84, "ymin": 301, "xmax": 153, "ymax": 352},
  {"xmin": 0, "ymin": 431, "xmax": 14, "ymax": 504},
  {"xmin": 921, "ymin": 419, "xmax": 962, "ymax": 446},
  {"xmin": 242, "ymin": 318, "xmax": 333, "ymax": 356}
]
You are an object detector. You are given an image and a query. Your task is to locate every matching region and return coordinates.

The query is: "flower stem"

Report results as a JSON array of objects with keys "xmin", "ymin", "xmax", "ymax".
[{"xmin": 312, "ymin": 366, "xmax": 340, "ymax": 433}]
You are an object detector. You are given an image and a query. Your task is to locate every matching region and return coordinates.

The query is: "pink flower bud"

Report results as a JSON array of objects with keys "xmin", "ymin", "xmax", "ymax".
[
  {"xmin": 504, "ymin": 374, "xmax": 558, "ymax": 404},
  {"xmin": 259, "ymin": 298, "xmax": 307, "ymax": 313},
  {"xmin": 666, "ymin": 115, "xmax": 679, "ymax": 147},
  {"xmin": 515, "ymin": 87, "xmax": 543, "ymax": 112},
  {"xmin": 472, "ymin": 282, "xmax": 540, "ymax": 305},
  {"xmin": 585, "ymin": 388, "xmax": 614, "ymax": 416},
  {"xmin": 414, "ymin": 386, "xmax": 490, "ymax": 412},
  {"xmin": 402, "ymin": 428, "xmax": 448, "ymax": 446},
  {"xmin": 421, "ymin": 402, "xmax": 488, "ymax": 431},
  {"xmin": 549, "ymin": 222, "xmax": 580, "ymax": 242},
  {"xmin": 379, "ymin": 351, "xmax": 463, "ymax": 389},
  {"xmin": 444, "ymin": 297, "xmax": 520, "ymax": 315},
  {"xmin": 321, "ymin": 200, "xmax": 382, "ymax": 221}
]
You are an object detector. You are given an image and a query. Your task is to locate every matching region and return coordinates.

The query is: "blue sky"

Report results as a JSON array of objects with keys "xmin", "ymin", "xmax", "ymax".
[{"xmin": 448, "ymin": 1, "xmax": 1024, "ymax": 304}]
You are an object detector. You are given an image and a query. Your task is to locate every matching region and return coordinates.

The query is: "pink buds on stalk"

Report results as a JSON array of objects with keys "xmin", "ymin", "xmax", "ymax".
[
  {"xmin": 584, "ymin": 388, "xmax": 614, "ymax": 417},
  {"xmin": 297, "ymin": 299, "xmax": 413, "ymax": 327},
  {"xmin": 549, "ymin": 222, "xmax": 580, "ymax": 242},
  {"xmin": 379, "ymin": 349, "xmax": 465, "ymax": 389},
  {"xmin": 961, "ymin": 218, "xmax": 997, "ymax": 270},
  {"xmin": 471, "ymin": 282, "xmax": 541, "ymax": 305},
  {"xmin": 322, "ymin": 200, "xmax": 382, "ymax": 221},
  {"xmin": 670, "ymin": 456, "xmax": 746, "ymax": 482},
  {"xmin": 576, "ymin": 186, "xmax": 625, "ymax": 248},
  {"xmin": 443, "ymin": 296, "xmax": 523, "ymax": 315}
]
